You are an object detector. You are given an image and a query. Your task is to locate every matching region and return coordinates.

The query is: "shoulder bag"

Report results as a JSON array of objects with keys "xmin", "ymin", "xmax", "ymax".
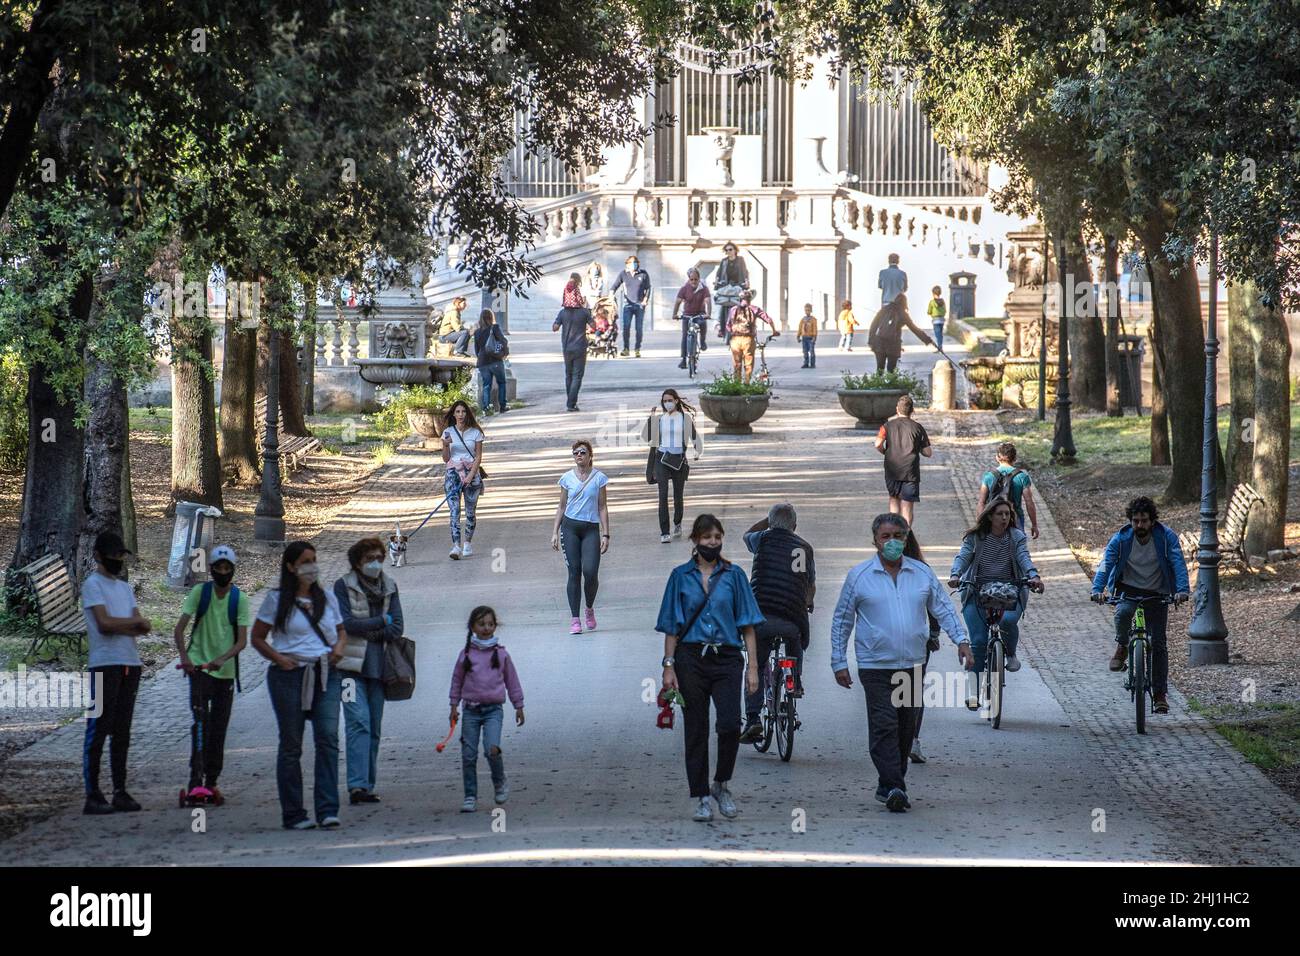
[
  {"xmin": 382, "ymin": 636, "xmax": 417, "ymax": 701},
  {"xmin": 452, "ymin": 426, "xmax": 488, "ymax": 481}
]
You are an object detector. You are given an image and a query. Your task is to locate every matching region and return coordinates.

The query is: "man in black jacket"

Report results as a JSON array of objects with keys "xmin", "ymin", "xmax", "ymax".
[{"xmin": 740, "ymin": 503, "xmax": 816, "ymax": 743}]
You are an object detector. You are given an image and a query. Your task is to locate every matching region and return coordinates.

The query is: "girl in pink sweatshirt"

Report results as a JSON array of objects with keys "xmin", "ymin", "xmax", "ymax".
[{"xmin": 448, "ymin": 606, "xmax": 525, "ymax": 812}]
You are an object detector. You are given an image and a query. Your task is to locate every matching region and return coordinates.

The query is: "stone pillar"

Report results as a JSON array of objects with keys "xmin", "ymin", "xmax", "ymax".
[{"xmin": 931, "ymin": 359, "xmax": 956, "ymax": 410}]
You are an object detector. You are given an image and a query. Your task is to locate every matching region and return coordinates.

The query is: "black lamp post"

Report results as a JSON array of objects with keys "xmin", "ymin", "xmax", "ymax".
[
  {"xmin": 254, "ymin": 322, "xmax": 286, "ymax": 544},
  {"xmin": 1050, "ymin": 229, "xmax": 1077, "ymax": 464},
  {"xmin": 1037, "ymin": 230, "xmax": 1048, "ymax": 421},
  {"xmin": 1188, "ymin": 230, "xmax": 1228, "ymax": 663}
]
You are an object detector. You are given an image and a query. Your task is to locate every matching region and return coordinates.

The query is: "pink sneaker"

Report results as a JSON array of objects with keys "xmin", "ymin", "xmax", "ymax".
[
  {"xmin": 569, "ymin": 617, "xmax": 582, "ymax": 635},
  {"xmin": 585, "ymin": 608, "xmax": 597, "ymax": 631}
]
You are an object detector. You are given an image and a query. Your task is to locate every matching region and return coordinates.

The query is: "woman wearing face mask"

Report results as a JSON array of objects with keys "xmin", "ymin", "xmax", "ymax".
[
  {"xmin": 332, "ymin": 537, "xmax": 405, "ymax": 806},
  {"xmin": 250, "ymin": 541, "xmax": 348, "ymax": 830},
  {"xmin": 641, "ymin": 388, "xmax": 703, "ymax": 543},
  {"xmin": 656, "ymin": 514, "xmax": 763, "ymax": 823}
]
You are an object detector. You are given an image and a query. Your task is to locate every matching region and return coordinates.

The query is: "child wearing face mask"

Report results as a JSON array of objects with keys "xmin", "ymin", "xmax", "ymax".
[
  {"xmin": 641, "ymin": 389, "xmax": 704, "ymax": 543},
  {"xmin": 172, "ymin": 545, "xmax": 251, "ymax": 806},
  {"xmin": 333, "ymin": 537, "xmax": 405, "ymax": 805}
]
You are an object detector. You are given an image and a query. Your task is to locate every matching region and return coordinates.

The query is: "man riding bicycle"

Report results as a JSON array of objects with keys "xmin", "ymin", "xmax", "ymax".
[
  {"xmin": 1090, "ymin": 496, "xmax": 1189, "ymax": 714},
  {"xmin": 673, "ymin": 267, "xmax": 712, "ymax": 369},
  {"xmin": 739, "ymin": 504, "xmax": 815, "ymax": 744}
]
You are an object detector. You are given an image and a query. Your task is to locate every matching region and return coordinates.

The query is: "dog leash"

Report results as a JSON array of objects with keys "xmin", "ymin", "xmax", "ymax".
[{"xmin": 404, "ymin": 491, "xmax": 455, "ymax": 540}]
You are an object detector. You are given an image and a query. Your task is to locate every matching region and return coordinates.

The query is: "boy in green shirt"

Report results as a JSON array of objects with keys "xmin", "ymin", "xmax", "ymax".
[
  {"xmin": 927, "ymin": 286, "xmax": 947, "ymax": 350},
  {"xmin": 172, "ymin": 545, "xmax": 250, "ymax": 804}
]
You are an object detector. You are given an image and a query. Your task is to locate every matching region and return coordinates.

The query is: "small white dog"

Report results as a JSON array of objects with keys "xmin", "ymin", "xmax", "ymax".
[{"xmin": 388, "ymin": 523, "xmax": 409, "ymax": 567}]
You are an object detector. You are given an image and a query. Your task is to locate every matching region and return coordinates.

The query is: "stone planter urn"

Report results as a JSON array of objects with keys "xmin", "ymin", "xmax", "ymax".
[
  {"xmin": 836, "ymin": 388, "xmax": 908, "ymax": 430},
  {"xmin": 698, "ymin": 391, "xmax": 771, "ymax": 435},
  {"xmin": 405, "ymin": 407, "xmax": 446, "ymax": 447}
]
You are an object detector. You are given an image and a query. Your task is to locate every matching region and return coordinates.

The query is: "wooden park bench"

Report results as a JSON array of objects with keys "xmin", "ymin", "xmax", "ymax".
[
  {"xmin": 12, "ymin": 553, "xmax": 86, "ymax": 660},
  {"xmin": 1178, "ymin": 482, "xmax": 1264, "ymax": 571},
  {"xmin": 253, "ymin": 395, "xmax": 321, "ymax": 474}
]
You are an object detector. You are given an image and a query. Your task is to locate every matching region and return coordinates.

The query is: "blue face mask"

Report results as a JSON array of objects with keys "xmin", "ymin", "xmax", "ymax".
[{"xmin": 881, "ymin": 539, "xmax": 906, "ymax": 561}]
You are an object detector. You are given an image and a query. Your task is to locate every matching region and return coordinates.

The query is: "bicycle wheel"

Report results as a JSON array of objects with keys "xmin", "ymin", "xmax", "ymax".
[
  {"xmin": 776, "ymin": 693, "xmax": 796, "ymax": 762},
  {"xmin": 770, "ymin": 668, "xmax": 789, "ymax": 758},
  {"xmin": 987, "ymin": 638, "xmax": 1004, "ymax": 729},
  {"xmin": 755, "ymin": 655, "xmax": 776, "ymax": 752},
  {"xmin": 1132, "ymin": 639, "xmax": 1146, "ymax": 735},
  {"xmin": 687, "ymin": 334, "xmax": 698, "ymax": 379}
]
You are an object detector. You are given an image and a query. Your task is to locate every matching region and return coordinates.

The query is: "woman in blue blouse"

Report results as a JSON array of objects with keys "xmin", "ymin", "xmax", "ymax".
[{"xmin": 656, "ymin": 514, "xmax": 763, "ymax": 823}]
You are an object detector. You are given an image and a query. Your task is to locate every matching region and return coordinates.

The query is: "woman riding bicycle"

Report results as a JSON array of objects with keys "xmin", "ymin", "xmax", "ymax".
[{"xmin": 947, "ymin": 497, "xmax": 1043, "ymax": 710}]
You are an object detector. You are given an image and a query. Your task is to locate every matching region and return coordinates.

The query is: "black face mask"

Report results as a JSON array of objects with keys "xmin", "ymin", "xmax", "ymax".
[
  {"xmin": 102, "ymin": 557, "xmax": 124, "ymax": 576},
  {"xmin": 211, "ymin": 569, "xmax": 235, "ymax": 588},
  {"xmin": 696, "ymin": 543, "xmax": 723, "ymax": 563}
]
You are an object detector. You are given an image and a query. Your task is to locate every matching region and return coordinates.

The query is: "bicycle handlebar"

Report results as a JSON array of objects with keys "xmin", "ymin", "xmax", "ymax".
[{"xmin": 1099, "ymin": 592, "xmax": 1183, "ymax": 607}]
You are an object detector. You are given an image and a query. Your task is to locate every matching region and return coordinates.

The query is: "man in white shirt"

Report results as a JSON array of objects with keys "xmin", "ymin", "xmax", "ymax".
[
  {"xmin": 81, "ymin": 530, "xmax": 152, "ymax": 815},
  {"xmin": 831, "ymin": 514, "xmax": 970, "ymax": 812}
]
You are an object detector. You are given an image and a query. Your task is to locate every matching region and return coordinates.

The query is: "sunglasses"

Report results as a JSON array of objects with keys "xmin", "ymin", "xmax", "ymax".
[{"xmin": 572, "ymin": 448, "xmax": 589, "ymax": 456}]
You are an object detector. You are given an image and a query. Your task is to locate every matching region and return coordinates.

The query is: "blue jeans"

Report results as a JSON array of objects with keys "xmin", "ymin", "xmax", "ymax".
[
  {"xmin": 962, "ymin": 599, "xmax": 1023, "ymax": 674},
  {"xmin": 460, "ymin": 703, "xmax": 506, "ymax": 799},
  {"xmin": 932, "ymin": 321, "xmax": 944, "ymax": 350},
  {"xmin": 343, "ymin": 674, "xmax": 386, "ymax": 793},
  {"xmin": 440, "ymin": 330, "xmax": 469, "ymax": 355},
  {"xmin": 800, "ymin": 335, "xmax": 816, "ymax": 366},
  {"xmin": 1114, "ymin": 597, "xmax": 1169, "ymax": 696},
  {"xmin": 444, "ymin": 468, "xmax": 482, "ymax": 545},
  {"xmin": 621, "ymin": 303, "xmax": 645, "ymax": 350},
  {"xmin": 679, "ymin": 315, "xmax": 709, "ymax": 360},
  {"xmin": 478, "ymin": 361, "xmax": 507, "ymax": 412},
  {"xmin": 266, "ymin": 664, "xmax": 342, "ymax": 827}
]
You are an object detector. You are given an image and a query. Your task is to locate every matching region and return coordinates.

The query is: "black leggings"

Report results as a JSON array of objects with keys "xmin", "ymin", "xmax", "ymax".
[
  {"xmin": 655, "ymin": 454, "xmax": 688, "ymax": 535},
  {"xmin": 561, "ymin": 517, "xmax": 601, "ymax": 616},
  {"xmin": 874, "ymin": 351, "xmax": 899, "ymax": 373}
]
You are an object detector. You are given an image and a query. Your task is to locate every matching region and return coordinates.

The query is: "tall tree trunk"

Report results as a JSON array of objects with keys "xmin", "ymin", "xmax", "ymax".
[
  {"xmin": 278, "ymin": 327, "xmax": 309, "ymax": 438},
  {"xmin": 1139, "ymin": 217, "xmax": 1204, "ymax": 502},
  {"xmin": 301, "ymin": 282, "xmax": 316, "ymax": 415},
  {"xmin": 1064, "ymin": 227, "xmax": 1106, "ymax": 411},
  {"xmin": 1147, "ymin": 262, "xmax": 1171, "ymax": 466},
  {"xmin": 121, "ymin": 398, "xmax": 137, "ymax": 553},
  {"xmin": 1225, "ymin": 281, "xmax": 1258, "ymax": 489},
  {"xmin": 1103, "ymin": 235, "xmax": 1123, "ymax": 416},
  {"xmin": 170, "ymin": 311, "xmax": 224, "ymax": 508},
  {"xmin": 218, "ymin": 312, "xmax": 259, "ymax": 485},
  {"xmin": 1244, "ymin": 294, "xmax": 1291, "ymax": 555},
  {"xmin": 0, "ymin": 0, "xmax": 59, "ymax": 225},
  {"xmin": 77, "ymin": 329, "xmax": 131, "ymax": 583}
]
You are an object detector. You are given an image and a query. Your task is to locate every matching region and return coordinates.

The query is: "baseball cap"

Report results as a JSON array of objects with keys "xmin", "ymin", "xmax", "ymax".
[
  {"xmin": 210, "ymin": 545, "xmax": 238, "ymax": 566},
  {"xmin": 93, "ymin": 531, "xmax": 132, "ymax": 558}
]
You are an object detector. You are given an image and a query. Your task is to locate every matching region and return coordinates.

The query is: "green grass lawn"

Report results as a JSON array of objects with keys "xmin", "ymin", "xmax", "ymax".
[{"xmin": 966, "ymin": 315, "xmax": 1008, "ymax": 343}]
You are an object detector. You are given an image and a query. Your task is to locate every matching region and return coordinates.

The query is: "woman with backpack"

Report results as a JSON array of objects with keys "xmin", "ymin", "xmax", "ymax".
[
  {"xmin": 656, "ymin": 514, "xmax": 763, "ymax": 823},
  {"xmin": 250, "ymin": 541, "xmax": 348, "ymax": 830},
  {"xmin": 474, "ymin": 309, "xmax": 509, "ymax": 414},
  {"xmin": 641, "ymin": 388, "xmax": 704, "ymax": 544},
  {"xmin": 332, "ymin": 537, "xmax": 405, "ymax": 806},
  {"xmin": 550, "ymin": 439, "xmax": 610, "ymax": 634},
  {"xmin": 442, "ymin": 399, "xmax": 486, "ymax": 560},
  {"xmin": 866, "ymin": 292, "xmax": 933, "ymax": 373}
]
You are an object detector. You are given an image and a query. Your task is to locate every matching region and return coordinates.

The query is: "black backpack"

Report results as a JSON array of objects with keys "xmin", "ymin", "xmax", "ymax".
[
  {"xmin": 988, "ymin": 467, "xmax": 1024, "ymax": 506},
  {"xmin": 189, "ymin": 582, "xmax": 243, "ymax": 692}
]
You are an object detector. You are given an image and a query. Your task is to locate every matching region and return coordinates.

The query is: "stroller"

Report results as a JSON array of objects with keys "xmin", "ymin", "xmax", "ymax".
[{"xmin": 587, "ymin": 296, "xmax": 620, "ymax": 359}]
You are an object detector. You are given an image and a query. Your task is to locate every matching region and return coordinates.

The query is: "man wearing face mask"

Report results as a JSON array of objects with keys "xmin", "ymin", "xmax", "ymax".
[
  {"xmin": 172, "ymin": 545, "xmax": 251, "ymax": 806},
  {"xmin": 332, "ymin": 537, "xmax": 406, "ymax": 804},
  {"xmin": 831, "ymin": 514, "xmax": 970, "ymax": 812},
  {"xmin": 608, "ymin": 253, "xmax": 652, "ymax": 357}
]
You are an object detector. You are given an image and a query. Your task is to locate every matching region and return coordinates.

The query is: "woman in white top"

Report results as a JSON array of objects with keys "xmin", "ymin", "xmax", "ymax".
[
  {"xmin": 250, "ymin": 540, "xmax": 348, "ymax": 830},
  {"xmin": 441, "ymin": 400, "xmax": 485, "ymax": 560},
  {"xmin": 641, "ymin": 387, "xmax": 703, "ymax": 543},
  {"xmin": 550, "ymin": 439, "xmax": 611, "ymax": 634}
]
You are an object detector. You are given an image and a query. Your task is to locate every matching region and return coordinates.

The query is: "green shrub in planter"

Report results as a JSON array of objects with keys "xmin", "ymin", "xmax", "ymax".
[
  {"xmin": 699, "ymin": 372, "xmax": 772, "ymax": 396},
  {"xmin": 840, "ymin": 369, "xmax": 929, "ymax": 404},
  {"xmin": 373, "ymin": 377, "xmax": 476, "ymax": 437}
]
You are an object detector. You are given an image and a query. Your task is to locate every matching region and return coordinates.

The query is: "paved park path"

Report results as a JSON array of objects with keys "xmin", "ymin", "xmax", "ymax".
[{"xmin": 5, "ymin": 330, "xmax": 1298, "ymax": 865}]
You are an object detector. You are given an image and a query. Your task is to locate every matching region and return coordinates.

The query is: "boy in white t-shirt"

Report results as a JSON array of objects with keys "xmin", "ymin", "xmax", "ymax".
[{"xmin": 80, "ymin": 531, "xmax": 152, "ymax": 815}]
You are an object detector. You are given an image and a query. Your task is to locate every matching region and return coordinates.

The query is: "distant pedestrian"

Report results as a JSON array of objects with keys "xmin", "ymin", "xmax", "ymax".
[
  {"xmin": 726, "ymin": 290, "xmax": 777, "ymax": 383},
  {"xmin": 831, "ymin": 514, "xmax": 969, "ymax": 812},
  {"xmin": 713, "ymin": 241, "xmax": 750, "ymax": 341},
  {"xmin": 449, "ymin": 606, "xmax": 525, "ymax": 813},
  {"xmin": 641, "ymin": 388, "xmax": 703, "ymax": 543},
  {"xmin": 82, "ymin": 531, "xmax": 151, "ymax": 815},
  {"xmin": 609, "ymin": 253, "xmax": 652, "ymax": 357},
  {"xmin": 333, "ymin": 537, "xmax": 404, "ymax": 805},
  {"xmin": 656, "ymin": 514, "xmax": 762, "ymax": 822},
  {"xmin": 797, "ymin": 303, "xmax": 818, "ymax": 368},
  {"xmin": 437, "ymin": 296, "xmax": 471, "ymax": 356},
  {"xmin": 879, "ymin": 253, "xmax": 908, "ymax": 306},
  {"xmin": 172, "ymin": 544, "xmax": 250, "ymax": 808},
  {"xmin": 867, "ymin": 293, "xmax": 932, "ymax": 373},
  {"xmin": 550, "ymin": 439, "xmax": 610, "ymax": 634},
  {"xmin": 874, "ymin": 394, "xmax": 932, "ymax": 526},
  {"xmin": 837, "ymin": 300, "xmax": 857, "ymax": 351},
  {"xmin": 473, "ymin": 309, "xmax": 509, "ymax": 414},
  {"xmin": 250, "ymin": 541, "xmax": 348, "ymax": 830},
  {"xmin": 553, "ymin": 275, "xmax": 595, "ymax": 411},
  {"xmin": 976, "ymin": 442, "xmax": 1039, "ymax": 540},
  {"xmin": 441, "ymin": 400, "xmax": 485, "ymax": 560},
  {"xmin": 928, "ymin": 286, "xmax": 947, "ymax": 350}
]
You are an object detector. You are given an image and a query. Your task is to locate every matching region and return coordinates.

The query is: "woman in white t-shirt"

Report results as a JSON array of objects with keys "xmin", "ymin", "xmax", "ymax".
[
  {"xmin": 549, "ymin": 439, "xmax": 610, "ymax": 634},
  {"xmin": 250, "ymin": 540, "xmax": 347, "ymax": 830},
  {"xmin": 640, "ymin": 387, "xmax": 703, "ymax": 544},
  {"xmin": 441, "ymin": 400, "xmax": 485, "ymax": 560}
]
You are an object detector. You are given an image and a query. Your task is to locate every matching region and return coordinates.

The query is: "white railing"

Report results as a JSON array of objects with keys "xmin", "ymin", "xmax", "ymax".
[{"xmin": 835, "ymin": 187, "xmax": 1003, "ymax": 265}]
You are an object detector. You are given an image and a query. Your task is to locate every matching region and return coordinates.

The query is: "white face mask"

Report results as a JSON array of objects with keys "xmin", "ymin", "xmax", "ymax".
[
  {"xmin": 663, "ymin": 400, "xmax": 677, "ymax": 412},
  {"xmin": 361, "ymin": 560, "xmax": 383, "ymax": 578},
  {"xmin": 295, "ymin": 562, "xmax": 319, "ymax": 584}
]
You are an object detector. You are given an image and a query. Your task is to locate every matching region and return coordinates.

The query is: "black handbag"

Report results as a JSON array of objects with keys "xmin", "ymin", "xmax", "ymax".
[
  {"xmin": 645, "ymin": 447, "xmax": 658, "ymax": 484},
  {"xmin": 382, "ymin": 636, "xmax": 417, "ymax": 701}
]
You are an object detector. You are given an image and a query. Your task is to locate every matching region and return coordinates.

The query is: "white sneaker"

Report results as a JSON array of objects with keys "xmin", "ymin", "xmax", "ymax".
[
  {"xmin": 289, "ymin": 819, "xmax": 316, "ymax": 830},
  {"xmin": 710, "ymin": 781, "xmax": 738, "ymax": 818},
  {"xmin": 691, "ymin": 797, "xmax": 713, "ymax": 822},
  {"xmin": 462, "ymin": 542, "xmax": 473, "ymax": 557},
  {"xmin": 965, "ymin": 672, "xmax": 980, "ymax": 710},
  {"xmin": 1005, "ymin": 654, "xmax": 1021, "ymax": 672},
  {"xmin": 673, "ymin": 524, "xmax": 683, "ymax": 538},
  {"xmin": 319, "ymin": 815, "xmax": 341, "ymax": 829},
  {"xmin": 660, "ymin": 533, "xmax": 671, "ymax": 543},
  {"xmin": 449, "ymin": 545, "xmax": 461, "ymax": 560},
  {"xmin": 461, "ymin": 796, "xmax": 476, "ymax": 812},
  {"xmin": 909, "ymin": 737, "xmax": 926, "ymax": 764},
  {"xmin": 494, "ymin": 780, "xmax": 509, "ymax": 804}
]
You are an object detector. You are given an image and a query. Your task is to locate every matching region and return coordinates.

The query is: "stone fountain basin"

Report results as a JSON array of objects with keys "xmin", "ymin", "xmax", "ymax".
[{"xmin": 354, "ymin": 357, "xmax": 473, "ymax": 386}]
